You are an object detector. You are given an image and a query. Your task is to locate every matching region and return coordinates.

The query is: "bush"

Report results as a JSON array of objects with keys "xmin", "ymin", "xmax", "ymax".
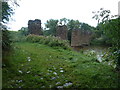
[
  {"xmin": 90, "ymin": 35, "xmax": 112, "ymax": 46},
  {"xmin": 26, "ymin": 35, "xmax": 71, "ymax": 50},
  {"xmin": 9, "ymin": 31, "xmax": 26, "ymax": 42},
  {"xmin": 2, "ymin": 30, "xmax": 11, "ymax": 51},
  {"xmin": 2, "ymin": 30, "xmax": 12, "ymax": 67}
]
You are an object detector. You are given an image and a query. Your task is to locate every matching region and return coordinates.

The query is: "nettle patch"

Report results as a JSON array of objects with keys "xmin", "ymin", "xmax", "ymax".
[{"xmin": 26, "ymin": 35, "xmax": 71, "ymax": 50}]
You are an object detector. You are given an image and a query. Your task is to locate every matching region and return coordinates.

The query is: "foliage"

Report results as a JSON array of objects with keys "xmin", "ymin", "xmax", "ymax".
[
  {"xmin": 67, "ymin": 19, "xmax": 81, "ymax": 30},
  {"xmin": 45, "ymin": 19, "xmax": 59, "ymax": 36},
  {"xmin": 80, "ymin": 23, "xmax": 95, "ymax": 31},
  {"xmin": 90, "ymin": 34, "xmax": 112, "ymax": 46},
  {"xmin": 92, "ymin": 8, "xmax": 111, "ymax": 24},
  {"xmin": 2, "ymin": 1, "xmax": 13, "ymax": 23},
  {"xmin": 59, "ymin": 18, "xmax": 69, "ymax": 25},
  {"xmin": 43, "ymin": 30, "xmax": 50, "ymax": 36},
  {"xmin": 103, "ymin": 18, "xmax": 120, "ymax": 46},
  {"xmin": 103, "ymin": 18, "xmax": 120, "ymax": 69},
  {"xmin": 8, "ymin": 27, "xmax": 28, "ymax": 43},
  {"xmin": 18, "ymin": 27, "xmax": 29, "ymax": 36},
  {"xmin": 91, "ymin": 8, "xmax": 112, "ymax": 46},
  {"xmin": 2, "ymin": 1, "xmax": 13, "ymax": 54},
  {"xmin": 26, "ymin": 35, "xmax": 71, "ymax": 50},
  {"xmin": 1, "ymin": 0, "xmax": 20, "ymax": 66},
  {"xmin": 92, "ymin": 8, "xmax": 120, "ymax": 69},
  {"xmin": 9, "ymin": 31, "xmax": 26, "ymax": 42},
  {"xmin": 3, "ymin": 42, "xmax": 118, "ymax": 88},
  {"xmin": 2, "ymin": 30, "xmax": 11, "ymax": 52}
]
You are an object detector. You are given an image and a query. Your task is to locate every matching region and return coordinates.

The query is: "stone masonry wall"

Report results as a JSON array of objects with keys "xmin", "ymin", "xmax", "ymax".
[
  {"xmin": 28, "ymin": 19, "xmax": 43, "ymax": 35},
  {"xmin": 56, "ymin": 25, "xmax": 68, "ymax": 40},
  {"xmin": 71, "ymin": 30, "xmax": 92, "ymax": 46}
]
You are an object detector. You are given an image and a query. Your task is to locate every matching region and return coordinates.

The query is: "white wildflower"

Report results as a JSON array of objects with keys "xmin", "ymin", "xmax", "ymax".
[
  {"xmin": 60, "ymin": 70, "xmax": 64, "ymax": 72},
  {"xmin": 60, "ymin": 67, "xmax": 63, "ymax": 69},
  {"xmin": 27, "ymin": 57, "xmax": 31, "ymax": 61},
  {"xmin": 40, "ymin": 77, "xmax": 43, "ymax": 80},
  {"xmin": 63, "ymin": 82, "xmax": 73, "ymax": 87},
  {"xmin": 51, "ymin": 77, "xmax": 56, "ymax": 80},
  {"xmin": 18, "ymin": 80, "xmax": 22, "ymax": 83},
  {"xmin": 18, "ymin": 70, "xmax": 23, "ymax": 74},
  {"xmin": 97, "ymin": 55, "xmax": 102, "ymax": 62},
  {"xmin": 57, "ymin": 86, "xmax": 63, "ymax": 88},
  {"xmin": 53, "ymin": 72, "xmax": 57, "ymax": 75},
  {"xmin": 56, "ymin": 82, "xmax": 61, "ymax": 85},
  {"xmin": 26, "ymin": 71, "xmax": 30, "ymax": 73}
]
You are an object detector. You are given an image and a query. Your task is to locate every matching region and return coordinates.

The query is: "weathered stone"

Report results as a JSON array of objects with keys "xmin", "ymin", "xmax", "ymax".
[
  {"xmin": 71, "ymin": 29, "xmax": 92, "ymax": 46},
  {"xmin": 56, "ymin": 25, "xmax": 68, "ymax": 40},
  {"xmin": 28, "ymin": 19, "xmax": 43, "ymax": 35}
]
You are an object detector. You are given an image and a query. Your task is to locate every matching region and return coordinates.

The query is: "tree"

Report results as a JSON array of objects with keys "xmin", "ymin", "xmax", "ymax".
[
  {"xmin": 92, "ymin": 8, "xmax": 111, "ymax": 37},
  {"xmin": 92, "ymin": 8, "xmax": 111, "ymax": 25},
  {"xmin": 1, "ymin": 1, "xmax": 14, "ymax": 52},
  {"xmin": 80, "ymin": 23, "xmax": 95, "ymax": 31},
  {"xmin": 2, "ymin": 2, "xmax": 13, "ymax": 23},
  {"xmin": 92, "ymin": 8, "xmax": 120, "ymax": 70},
  {"xmin": 67, "ymin": 19, "xmax": 81, "ymax": 30},
  {"xmin": 45, "ymin": 19, "xmax": 58, "ymax": 36},
  {"xmin": 67, "ymin": 19, "xmax": 81, "ymax": 42},
  {"xmin": 103, "ymin": 18, "xmax": 120, "ymax": 69},
  {"xmin": 59, "ymin": 18, "xmax": 69, "ymax": 25},
  {"xmin": 1, "ymin": 0, "xmax": 19, "ymax": 65},
  {"xmin": 19, "ymin": 27, "xmax": 28, "ymax": 36}
]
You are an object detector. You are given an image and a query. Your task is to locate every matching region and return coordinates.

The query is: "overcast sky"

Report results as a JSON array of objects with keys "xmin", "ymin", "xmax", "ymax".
[{"xmin": 8, "ymin": 0, "xmax": 119, "ymax": 31}]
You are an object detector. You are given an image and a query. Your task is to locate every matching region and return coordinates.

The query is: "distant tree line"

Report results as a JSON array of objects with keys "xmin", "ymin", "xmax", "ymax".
[
  {"xmin": 43, "ymin": 18, "xmax": 95, "ymax": 42},
  {"xmin": 18, "ymin": 18, "xmax": 95, "ymax": 43}
]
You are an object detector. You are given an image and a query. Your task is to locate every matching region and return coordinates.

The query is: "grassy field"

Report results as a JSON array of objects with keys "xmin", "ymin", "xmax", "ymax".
[{"xmin": 2, "ymin": 42, "xmax": 119, "ymax": 88}]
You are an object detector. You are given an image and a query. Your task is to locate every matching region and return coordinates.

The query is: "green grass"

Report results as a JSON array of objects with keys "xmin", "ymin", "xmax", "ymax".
[{"xmin": 2, "ymin": 42, "xmax": 119, "ymax": 88}]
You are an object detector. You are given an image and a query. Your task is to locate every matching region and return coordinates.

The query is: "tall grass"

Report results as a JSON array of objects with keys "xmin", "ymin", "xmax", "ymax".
[
  {"xmin": 3, "ymin": 42, "xmax": 118, "ymax": 88},
  {"xmin": 26, "ymin": 35, "xmax": 71, "ymax": 50}
]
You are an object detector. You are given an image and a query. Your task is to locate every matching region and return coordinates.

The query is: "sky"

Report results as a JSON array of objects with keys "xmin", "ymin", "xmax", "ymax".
[{"xmin": 8, "ymin": 0, "xmax": 119, "ymax": 31}]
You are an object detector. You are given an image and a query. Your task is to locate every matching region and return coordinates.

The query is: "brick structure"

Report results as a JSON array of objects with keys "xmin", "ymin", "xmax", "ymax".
[
  {"xmin": 56, "ymin": 25, "xmax": 68, "ymax": 40},
  {"xmin": 71, "ymin": 29, "xmax": 92, "ymax": 46},
  {"xmin": 28, "ymin": 19, "xmax": 43, "ymax": 35}
]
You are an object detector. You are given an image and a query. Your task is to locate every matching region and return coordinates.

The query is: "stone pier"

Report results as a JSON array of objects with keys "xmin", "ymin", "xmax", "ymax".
[
  {"xmin": 56, "ymin": 25, "xmax": 68, "ymax": 40},
  {"xmin": 28, "ymin": 19, "xmax": 43, "ymax": 35},
  {"xmin": 71, "ymin": 29, "xmax": 92, "ymax": 46}
]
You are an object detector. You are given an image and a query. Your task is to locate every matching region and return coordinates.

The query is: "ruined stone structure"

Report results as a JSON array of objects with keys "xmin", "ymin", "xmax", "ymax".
[
  {"xmin": 71, "ymin": 29, "xmax": 92, "ymax": 46},
  {"xmin": 27, "ymin": 19, "xmax": 92, "ymax": 46},
  {"xmin": 28, "ymin": 19, "xmax": 43, "ymax": 35},
  {"xmin": 56, "ymin": 25, "xmax": 68, "ymax": 40}
]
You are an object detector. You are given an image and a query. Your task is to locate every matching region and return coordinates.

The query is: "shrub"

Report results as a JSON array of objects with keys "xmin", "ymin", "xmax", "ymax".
[
  {"xmin": 2, "ymin": 30, "xmax": 12, "ymax": 67},
  {"xmin": 2, "ymin": 30, "xmax": 11, "ymax": 52},
  {"xmin": 90, "ymin": 35, "xmax": 112, "ymax": 46},
  {"xmin": 26, "ymin": 35, "xmax": 71, "ymax": 50},
  {"xmin": 9, "ymin": 31, "xmax": 26, "ymax": 42}
]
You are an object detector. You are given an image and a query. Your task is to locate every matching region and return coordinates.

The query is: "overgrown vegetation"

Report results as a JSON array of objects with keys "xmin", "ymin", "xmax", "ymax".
[
  {"xmin": 92, "ymin": 8, "xmax": 120, "ymax": 70},
  {"xmin": 2, "ymin": 0, "xmax": 19, "ymax": 64},
  {"xmin": 2, "ymin": 2, "xmax": 119, "ymax": 88},
  {"xmin": 3, "ymin": 42, "xmax": 119, "ymax": 88},
  {"xmin": 26, "ymin": 35, "xmax": 71, "ymax": 50},
  {"xmin": 9, "ymin": 30, "xmax": 27, "ymax": 42},
  {"xmin": 2, "ymin": 1, "xmax": 13, "ymax": 64},
  {"xmin": 102, "ymin": 18, "xmax": 120, "ymax": 70},
  {"xmin": 3, "ymin": 30, "xmax": 119, "ymax": 88}
]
